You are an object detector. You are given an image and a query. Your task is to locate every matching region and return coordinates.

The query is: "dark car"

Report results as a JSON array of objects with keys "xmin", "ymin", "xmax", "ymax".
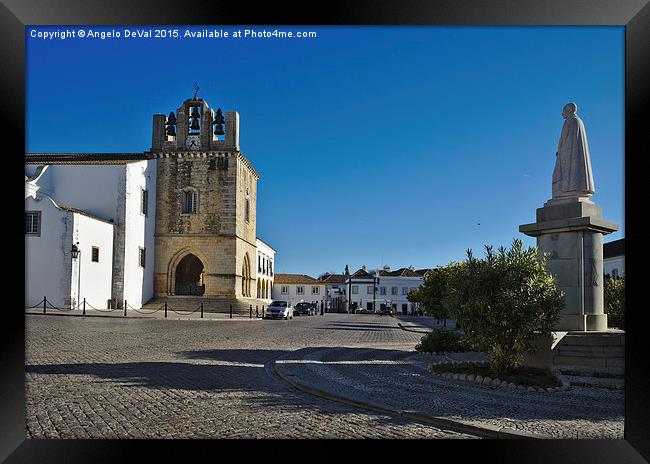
[
  {"xmin": 378, "ymin": 306, "xmax": 392, "ymax": 316},
  {"xmin": 294, "ymin": 302, "xmax": 313, "ymax": 316}
]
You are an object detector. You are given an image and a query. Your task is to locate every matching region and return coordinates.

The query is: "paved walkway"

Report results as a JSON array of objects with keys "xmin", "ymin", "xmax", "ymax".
[{"xmin": 274, "ymin": 345, "xmax": 624, "ymax": 438}]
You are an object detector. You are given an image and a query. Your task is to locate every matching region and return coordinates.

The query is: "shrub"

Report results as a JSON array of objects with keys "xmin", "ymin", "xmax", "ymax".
[
  {"xmin": 604, "ymin": 275, "xmax": 625, "ymax": 329},
  {"xmin": 432, "ymin": 239, "xmax": 564, "ymax": 375},
  {"xmin": 415, "ymin": 328, "xmax": 464, "ymax": 353}
]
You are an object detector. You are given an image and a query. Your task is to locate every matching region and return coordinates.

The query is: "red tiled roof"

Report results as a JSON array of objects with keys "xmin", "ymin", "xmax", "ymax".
[{"xmin": 273, "ymin": 274, "xmax": 324, "ymax": 285}]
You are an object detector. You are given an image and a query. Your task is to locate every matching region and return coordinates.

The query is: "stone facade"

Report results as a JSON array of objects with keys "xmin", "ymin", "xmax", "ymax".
[{"xmin": 151, "ymin": 97, "xmax": 260, "ymax": 301}]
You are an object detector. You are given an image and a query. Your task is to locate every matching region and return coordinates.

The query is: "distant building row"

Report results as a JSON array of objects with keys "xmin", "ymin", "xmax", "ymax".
[{"xmin": 272, "ymin": 266, "xmax": 429, "ymax": 315}]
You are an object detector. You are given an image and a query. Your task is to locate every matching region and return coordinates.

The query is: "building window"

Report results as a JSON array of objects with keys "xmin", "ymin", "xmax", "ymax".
[
  {"xmin": 380, "ymin": 287, "xmax": 386, "ymax": 295},
  {"xmin": 270, "ymin": 261, "xmax": 273, "ymax": 276},
  {"xmin": 391, "ymin": 287, "xmax": 398, "ymax": 295},
  {"xmin": 245, "ymin": 198, "xmax": 250, "ymax": 223},
  {"xmin": 367, "ymin": 286, "xmax": 373, "ymax": 294},
  {"xmin": 281, "ymin": 285, "xmax": 289, "ymax": 295},
  {"xmin": 91, "ymin": 247, "xmax": 99, "ymax": 263},
  {"xmin": 141, "ymin": 189, "xmax": 148, "ymax": 216},
  {"xmin": 25, "ymin": 211, "xmax": 41, "ymax": 236},
  {"xmin": 351, "ymin": 286, "xmax": 359, "ymax": 294},
  {"xmin": 296, "ymin": 286, "xmax": 304, "ymax": 295},
  {"xmin": 139, "ymin": 247, "xmax": 146, "ymax": 268},
  {"xmin": 182, "ymin": 189, "xmax": 198, "ymax": 214},
  {"xmin": 258, "ymin": 256, "xmax": 262, "ymax": 272},
  {"xmin": 402, "ymin": 287, "xmax": 408, "ymax": 295},
  {"xmin": 312, "ymin": 286, "xmax": 320, "ymax": 295}
]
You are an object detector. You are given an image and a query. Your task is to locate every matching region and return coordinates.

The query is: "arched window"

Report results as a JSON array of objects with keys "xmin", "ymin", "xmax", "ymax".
[{"xmin": 182, "ymin": 188, "xmax": 198, "ymax": 214}]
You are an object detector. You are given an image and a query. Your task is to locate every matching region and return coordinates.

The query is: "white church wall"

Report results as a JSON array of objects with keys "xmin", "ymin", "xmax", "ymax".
[
  {"xmin": 44, "ymin": 165, "xmax": 125, "ymax": 222},
  {"xmin": 25, "ymin": 195, "xmax": 73, "ymax": 308},
  {"xmin": 122, "ymin": 160, "xmax": 157, "ymax": 308},
  {"xmin": 71, "ymin": 213, "xmax": 114, "ymax": 309}
]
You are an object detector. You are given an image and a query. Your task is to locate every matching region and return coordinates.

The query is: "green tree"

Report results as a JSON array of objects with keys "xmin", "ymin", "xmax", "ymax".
[
  {"xmin": 409, "ymin": 267, "xmax": 455, "ymax": 326},
  {"xmin": 604, "ymin": 275, "xmax": 625, "ymax": 329},
  {"xmin": 442, "ymin": 239, "xmax": 564, "ymax": 374}
]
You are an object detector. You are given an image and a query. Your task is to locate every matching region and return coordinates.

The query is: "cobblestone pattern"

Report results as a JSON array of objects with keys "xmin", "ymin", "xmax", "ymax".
[
  {"xmin": 276, "ymin": 336, "xmax": 624, "ymax": 439},
  {"xmin": 25, "ymin": 313, "xmax": 473, "ymax": 439}
]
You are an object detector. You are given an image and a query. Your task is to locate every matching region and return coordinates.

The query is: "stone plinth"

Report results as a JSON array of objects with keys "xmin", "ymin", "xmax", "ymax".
[{"xmin": 519, "ymin": 197, "xmax": 618, "ymax": 332}]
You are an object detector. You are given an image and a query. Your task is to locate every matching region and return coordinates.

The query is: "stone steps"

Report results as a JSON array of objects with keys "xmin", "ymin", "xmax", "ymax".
[
  {"xmin": 142, "ymin": 297, "xmax": 271, "ymax": 314},
  {"xmin": 552, "ymin": 331, "xmax": 625, "ymax": 376}
]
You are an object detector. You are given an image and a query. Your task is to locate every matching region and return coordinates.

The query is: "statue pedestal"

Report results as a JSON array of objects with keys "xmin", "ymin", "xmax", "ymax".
[{"xmin": 519, "ymin": 197, "xmax": 618, "ymax": 332}]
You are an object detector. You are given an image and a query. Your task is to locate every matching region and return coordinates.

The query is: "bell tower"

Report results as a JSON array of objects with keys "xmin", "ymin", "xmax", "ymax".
[{"xmin": 148, "ymin": 92, "xmax": 260, "ymax": 312}]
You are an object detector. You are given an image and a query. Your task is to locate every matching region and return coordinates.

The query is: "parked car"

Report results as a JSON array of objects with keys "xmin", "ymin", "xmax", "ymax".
[
  {"xmin": 294, "ymin": 302, "xmax": 313, "ymax": 316},
  {"xmin": 377, "ymin": 306, "xmax": 392, "ymax": 316},
  {"xmin": 265, "ymin": 301, "xmax": 294, "ymax": 320}
]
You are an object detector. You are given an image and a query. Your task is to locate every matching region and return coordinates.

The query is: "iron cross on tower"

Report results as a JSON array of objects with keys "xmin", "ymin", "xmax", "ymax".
[{"xmin": 193, "ymin": 82, "xmax": 199, "ymax": 100}]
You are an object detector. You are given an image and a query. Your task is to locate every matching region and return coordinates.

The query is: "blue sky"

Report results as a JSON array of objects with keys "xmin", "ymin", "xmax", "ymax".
[{"xmin": 26, "ymin": 26, "xmax": 624, "ymax": 277}]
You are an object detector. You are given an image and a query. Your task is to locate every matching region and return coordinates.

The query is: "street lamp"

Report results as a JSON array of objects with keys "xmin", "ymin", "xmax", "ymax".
[
  {"xmin": 71, "ymin": 243, "xmax": 80, "ymax": 260},
  {"xmin": 71, "ymin": 242, "xmax": 81, "ymax": 308}
]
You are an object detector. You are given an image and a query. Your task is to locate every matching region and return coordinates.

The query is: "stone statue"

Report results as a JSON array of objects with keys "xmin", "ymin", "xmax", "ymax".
[{"xmin": 552, "ymin": 103, "xmax": 595, "ymax": 199}]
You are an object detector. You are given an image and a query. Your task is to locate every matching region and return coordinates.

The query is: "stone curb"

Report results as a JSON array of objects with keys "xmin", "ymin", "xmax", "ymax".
[
  {"xmin": 273, "ymin": 351, "xmax": 549, "ymax": 440},
  {"xmin": 396, "ymin": 323, "xmax": 432, "ymax": 334}
]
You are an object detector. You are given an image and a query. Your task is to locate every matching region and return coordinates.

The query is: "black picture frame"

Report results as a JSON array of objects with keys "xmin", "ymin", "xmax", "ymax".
[{"xmin": 3, "ymin": 0, "xmax": 648, "ymax": 462}]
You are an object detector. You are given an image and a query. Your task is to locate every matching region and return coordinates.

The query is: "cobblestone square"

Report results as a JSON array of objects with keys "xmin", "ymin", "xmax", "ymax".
[{"xmin": 25, "ymin": 313, "xmax": 474, "ymax": 439}]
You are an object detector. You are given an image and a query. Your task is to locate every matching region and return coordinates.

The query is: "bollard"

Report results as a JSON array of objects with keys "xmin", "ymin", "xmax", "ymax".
[
  {"xmin": 321, "ymin": 301, "xmax": 324, "ymax": 316},
  {"xmin": 83, "ymin": 298, "xmax": 86, "ymax": 316},
  {"xmin": 230, "ymin": 304, "xmax": 232, "ymax": 319},
  {"xmin": 43, "ymin": 296, "xmax": 46, "ymax": 314},
  {"xmin": 165, "ymin": 301, "xmax": 168, "ymax": 318},
  {"xmin": 250, "ymin": 305, "xmax": 252, "ymax": 319},
  {"xmin": 124, "ymin": 300, "xmax": 127, "ymax": 317},
  {"xmin": 262, "ymin": 305, "xmax": 265, "ymax": 318},
  {"xmin": 256, "ymin": 306, "xmax": 259, "ymax": 318},
  {"xmin": 201, "ymin": 302, "xmax": 204, "ymax": 319}
]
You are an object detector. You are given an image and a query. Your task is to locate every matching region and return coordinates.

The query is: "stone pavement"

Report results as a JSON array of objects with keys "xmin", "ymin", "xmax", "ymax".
[
  {"xmin": 274, "ymin": 342, "xmax": 624, "ymax": 438},
  {"xmin": 25, "ymin": 313, "xmax": 475, "ymax": 439}
]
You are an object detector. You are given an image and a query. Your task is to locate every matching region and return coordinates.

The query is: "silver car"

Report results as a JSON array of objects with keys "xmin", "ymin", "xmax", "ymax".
[{"xmin": 265, "ymin": 301, "xmax": 294, "ymax": 320}]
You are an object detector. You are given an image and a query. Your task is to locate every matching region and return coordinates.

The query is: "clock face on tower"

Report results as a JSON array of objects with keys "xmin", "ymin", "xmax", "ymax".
[{"xmin": 185, "ymin": 135, "xmax": 201, "ymax": 151}]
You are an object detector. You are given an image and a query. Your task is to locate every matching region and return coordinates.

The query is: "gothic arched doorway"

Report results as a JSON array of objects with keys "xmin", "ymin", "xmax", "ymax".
[
  {"xmin": 175, "ymin": 254, "xmax": 205, "ymax": 295},
  {"xmin": 242, "ymin": 253, "xmax": 251, "ymax": 297}
]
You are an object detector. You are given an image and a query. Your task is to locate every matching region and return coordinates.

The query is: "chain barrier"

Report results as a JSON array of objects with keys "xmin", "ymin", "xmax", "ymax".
[
  {"xmin": 25, "ymin": 298, "xmax": 46, "ymax": 309},
  {"xmin": 168, "ymin": 303, "xmax": 202, "ymax": 316},
  {"xmin": 25, "ymin": 297, "xmax": 255, "ymax": 321},
  {"xmin": 45, "ymin": 299, "xmax": 75, "ymax": 312},
  {"xmin": 128, "ymin": 302, "xmax": 165, "ymax": 315},
  {"xmin": 83, "ymin": 300, "xmax": 119, "ymax": 312}
]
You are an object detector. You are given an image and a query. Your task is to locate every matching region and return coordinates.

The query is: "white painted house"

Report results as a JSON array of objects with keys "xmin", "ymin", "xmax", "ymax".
[
  {"xmin": 256, "ymin": 238, "xmax": 276, "ymax": 302},
  {"xmin": 345, "ymin": 266, "xmax": 423, "ymax": 314},
  {"xmin": 272, "ymin": 274, "xmax": 327, "ymax": 309},
  {"xmin": 603, "ymin": 238, "xmax": 625, "ymax": 278}
]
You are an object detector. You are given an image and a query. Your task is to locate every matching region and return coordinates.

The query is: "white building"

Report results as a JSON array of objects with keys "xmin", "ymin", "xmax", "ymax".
[
  {"xmin": 256, "ymin": 238, "xmax": 276, "ymax": 302},
  {"xmin": 319, "ymin": 273, "xmax": 347, "ymax": 312},
  {"xmin": 603, "ymin": 238, "xmax": 625, "ymax": 278},
  {"xmin": 272, "ymin": 274, "xmax": 327, "ymax": 309},
  {"xmin": 25, "ymin": 155, "xmax": 157, "ymax": 309},
  {"xmin": 345, "ymin": 266, "xmax": 423, "ymax": 314},
  {"xmin": 26, "ymin": 167, "xmax": 115, "ymax": 309}
]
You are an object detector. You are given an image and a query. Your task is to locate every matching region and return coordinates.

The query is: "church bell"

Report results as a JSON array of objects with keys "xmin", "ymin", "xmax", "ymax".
[{"xmin": 213, "ymin": 108, "xmax": 225, "ymax": 135}]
